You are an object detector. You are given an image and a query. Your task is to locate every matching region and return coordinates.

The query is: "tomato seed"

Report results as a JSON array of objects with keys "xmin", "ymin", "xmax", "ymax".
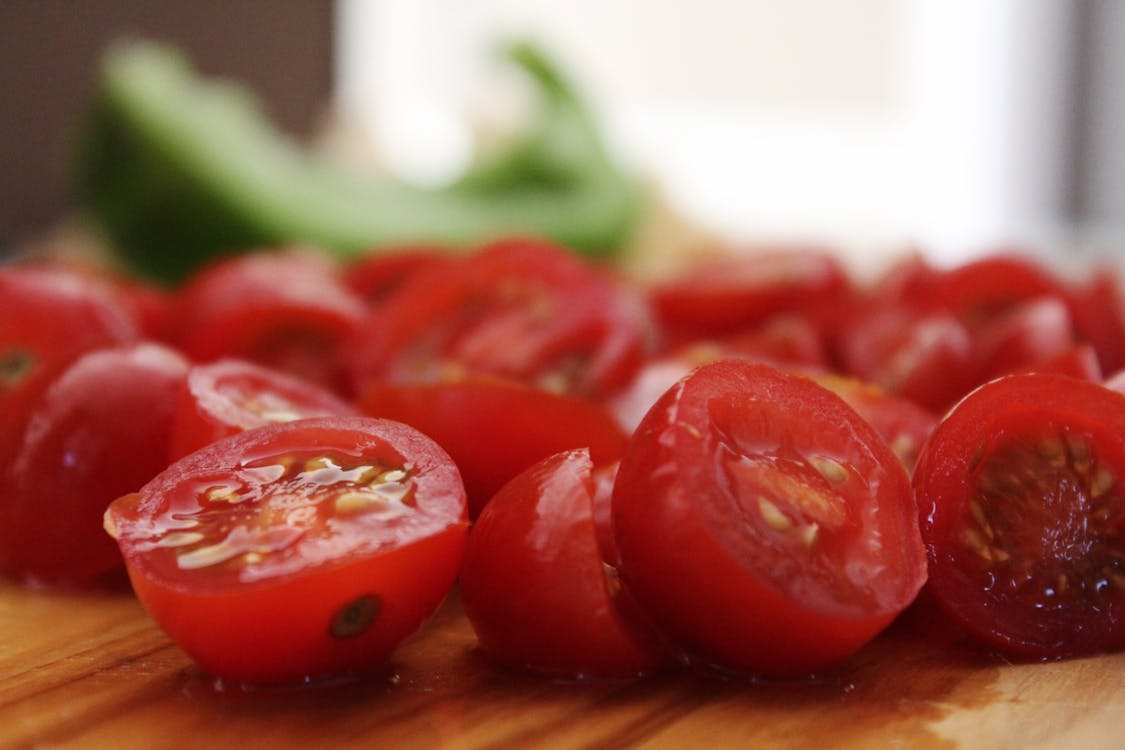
[
  {"xmin": 810, "ymin": 457, "xmax": 848, "ymax": 485},
  {"xmin": 0, "ymin": 348, "xmax": 35, "ymax": 389},
  {"xmin": 758, "ymin": 499, "xmax": 792, "ymax": 532},
  {"xmin": 156, "ymin": 532, "xmax": 205, "ymax": 548}
]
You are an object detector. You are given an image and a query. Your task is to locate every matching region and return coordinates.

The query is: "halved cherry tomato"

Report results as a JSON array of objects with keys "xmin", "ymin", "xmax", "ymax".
[
  {"xmin": 176, "ymin": 250, "xmax": 366, "ymax": 395},
  {"xmin": 1068, "ymin": 268, "xmax": 1125, "ymax": 375},
  {"xmin": 357, "ymin": 376, "xmax": 628, "ymax": 516},
  {"xmin": 649, "ymin": 247, "xmax": 852, "ymax": 345},
  {"xmin": 919, "ymin": 253, "xmax": 1064, "ymax": 329},
  {"xmin": 612, "ymin": 360, "xmax": 926, "ymax": 677},
  {"xmin": 104, "ymin": 416, "xmax": 468, "ymax": 684},
  {"xmin": 912, "ymin": 373, "xmax": 1125, "ymax": 658},
  {"xmin": 461, "ymin": 449, "xmax": 669, "ymax": 678},
  {"xmin": 343, "ymin": 246, "xmax": 452, "ymax": 307},
  {"xmin": 970, "ymin": 296, "xmax": 1075, "ymax": 385},
  {"xmin": 1, "ymin": 343, "xmax": 188, "ymax": 588},
  {"xmin": 813, "ymin": 374, "xmax": 937, "ymax": 472},
  {"xmin": 348, "ymin": 237, "xmax": 655, "ymax": 400},
  {"xmin": 170, "ymin": 358, "xmax": 357, "ymax": 461}
]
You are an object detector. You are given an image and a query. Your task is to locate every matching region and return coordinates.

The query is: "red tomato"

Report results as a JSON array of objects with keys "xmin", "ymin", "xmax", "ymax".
[
  {"xmin": 813, "ymin": 374, "xmax": 937, "ymax": 472},
  {"xmin": 839, "ymin": 306, "xmax": 974, "ymax": 412},
  {"xmin": 970, "ymin": 296, "xmax": 1076, "ymax": 385},
  {"xmin": 104, "ymin": 416, "xmax": 468, "ymax": 684},
  {"xmin": 357, "ymin": 376, "xmax": 628, "ymax": 517},
  {"xmin": 348, "ymin": 237, "xmax": 655, "ymax": 400},
  {"xmin": 461, "ymin": 449, "xmax": 669, "ymax": 678},
  {"xmin": 0, "ymin": 343, "xmax": 188, "ymax": 588},
  {"xmin": 920, "ymin": 253, "xmax": 1063, "ymax": 328},
  {"xmin": 1026, "ymin": 344, "xmax": 1102, "ymax": 382},
  {"xmin": 912, "ymin": 373, "xmax": 1125, "ymax": 658},
  {"xmin": 612, "ymin": 360, "xmax": 926, "ymax": 677},
  {"xmin": 650, "ymin": 247, "xmax": 852, "ymax": 344},
  {"xmin": 170, "ymin": 359, "xmax": 358, "ymax": 461},
  {"xmin": 1068, "ymin": 269, "xmax": 1125, "ymax": 375},
  {"xmin": 343, "ymin": 246, "xmax": 452, "ymax": 307},
  {"xmin": 176, "ymin": 251, "xmax": 366, "ymax": 395}
]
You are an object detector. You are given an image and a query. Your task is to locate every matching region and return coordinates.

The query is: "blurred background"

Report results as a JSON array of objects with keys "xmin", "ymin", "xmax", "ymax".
[{"xmin": 2, "ymin": 0, "xmax": 1124, "ymax": 268}]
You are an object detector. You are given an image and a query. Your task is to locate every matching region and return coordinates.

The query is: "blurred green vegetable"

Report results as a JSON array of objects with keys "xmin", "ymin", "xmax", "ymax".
[{"xmin": 76, "ymin": 41, "xmax": 640, "ymax": 283}]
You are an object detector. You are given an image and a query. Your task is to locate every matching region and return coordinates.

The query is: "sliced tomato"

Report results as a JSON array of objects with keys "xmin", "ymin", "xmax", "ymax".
[
  {"xmin": 347, "ymin": 237, "xmax": 655, "ymax": 400},
  {"xmin": 913, "ymin": 373, "xmax": 1125, "ymax": 658},
  {"xmin": 612, "ymin": 360, "xmax": 926, "ymax": 676},
  {"xmin": 650, "ymin": 247, "xmax": 852, "ymax": 344},
  {"xmin": 970, "ymin": 296, "xmax": 1076, "ymax": 385},
  {"xmin": 920, "ymin": 253, "xmax": 1064, "ymax": 329},
  {"xmin": 175, "ymin": 250, "xmax": 366, "ymax": 395},
  {"xmin": 1067, "ymin": 268, "xmax": 1125, "ymax": 375},
  {"xmin": 1, "ymin": 343, "xmax": 188, "ymax": 588},
  {"xmin": 1025, "ymin": 344, "xmax": 1102, "ymax": 382},
  {"xmin": 343, "ymin": 246, "xmax": 452, "ymax": 307},
  {"xmin": 170, "ymin": 358, "xmax": 358, "ymax": 461},
  {"xmin": 813, "ymin": 374, "xmax": 937, "ymax": 472},
  {"xmin": 104, "ymin": 416, "xmax": 468, "ymax": 684},
  {"xmin": 461, "ymin": 449, "xmax": 669, "ymax": 678},
  {"xmin": 357, "ymin": 376, "xmax": 628, "ymax": 517}
]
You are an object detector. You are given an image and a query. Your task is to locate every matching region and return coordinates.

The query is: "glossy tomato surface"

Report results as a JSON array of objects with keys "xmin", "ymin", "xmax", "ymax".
[
  {"xmin": 912, "ymin": 373, "xmax": 1125, "ymax": 658},
  {"xmin": 170, "ymin": 358, "xmax": 357, "ymax": 461},
  {"xmin": 357, "ymin": 376, "xmax": 628, "ymax": 516},
  {"xmin": 1, "ymin": 343, "xmax": 188, "ymax": 588},
  {"xmin": 461, "ymin": 448, "xmax": 668, "ymax": 678},
  {"xmin": 612, "ymin": 361, "xmax": 926, "ymax": 677},
  {"xmin": 348, "ymin": 237, "xmax": 654, "ymax": 400},
  {"xmin": 175, "ymin": 251, "xmax": 366, "ymax": 394},
  {"xmin": 105, "ymin": 416, "xmax": 468, "ymax": 684}
]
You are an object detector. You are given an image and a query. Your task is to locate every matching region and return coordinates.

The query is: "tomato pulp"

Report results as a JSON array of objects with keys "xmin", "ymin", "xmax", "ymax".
[
  {"xmin": 913, "ymin": 373, "xmax": 1125, "ymax": 658},
  {"xmin": 105, "ymin": 416, "xmax": 468, "ymax": 684}
]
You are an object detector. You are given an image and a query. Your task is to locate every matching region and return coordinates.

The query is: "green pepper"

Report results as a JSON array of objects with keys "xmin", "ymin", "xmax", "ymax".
[{"xmin": 76, "ymin": 41, "xmax": 640, "ymax": 283}]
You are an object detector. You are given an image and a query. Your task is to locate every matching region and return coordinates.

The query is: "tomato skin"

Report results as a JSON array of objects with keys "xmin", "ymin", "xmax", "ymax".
[
  {"xmin": 918, "ymin": 253, "xmax": 1064, "ymax": 327},
  {"xmin": 912, "ymin": 374, "xmax": 1125, "ymax": 658},
  {"xmin": 175, "ymin": 251, "xmax": 366, "ymax": 395},
  {"xmin": 344, "ymin": 246, "xmax": 452, "ymax": 307},
  {"xmin": 106, "ymin": 416, "xmax": 468, "ymax": 684},
  {"xmin": 170, "ymin": 358, "xmax": 357, "ymax": 461},
  {"xmin": 612, "ymin": 361, "xmax": 926, "ymax": 677},
  {"xmin": 348, "ymin": 237, "xmax": 655, "ymax": 400},
  {"xmin": 970, "ymin": 296, "xmax": 1076, "ymax": 384},
  {"xmin": 357, "ymin": 377, "xmax": 628, "ymax": 517},
  {"xmin": 461, "ymin": 449, "xmax": 669, "ymax": 678},
  {"xmin": 1, "ymin": 343, "xmax": 188, "ymax": 588},
  {"xmin": 1068, "ymin": 269, "xmax": 1125, "ymax": 375}
]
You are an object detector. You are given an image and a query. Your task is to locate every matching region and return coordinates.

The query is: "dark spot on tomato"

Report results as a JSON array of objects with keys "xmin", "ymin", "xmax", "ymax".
[
  {"xmin": 330, "ymin": 594, "xmax": 382, "ymax": 638},
  {"xmin": 1, "ymin": 348, "xmax": 35, "ymax": 389}
]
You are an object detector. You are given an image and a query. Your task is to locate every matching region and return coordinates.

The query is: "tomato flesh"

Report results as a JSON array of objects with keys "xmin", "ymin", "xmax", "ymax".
[
  {"xmin": 612, "ymin": 361, "xmax": 926, "ymax": 676},
  {"xmin": 105, "ymin": 416, "xmax": 468, "ymax": 684},
  {"xmin": 913, "ymin": 373, "xmax": 1125, "ymax": 658}
]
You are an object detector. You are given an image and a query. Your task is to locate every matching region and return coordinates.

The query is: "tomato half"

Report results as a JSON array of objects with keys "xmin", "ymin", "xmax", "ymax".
[
  {"xmin": 105, "ymin": 416, "xmax": 468, "ymax": 684},
  {"xmin": 912, "ymin": 373, "xmax": 1125, "ymax": 658},
  {"xmin": 357, "ymin": 376, "xmax": 628, "ymax": 517},
  {"xmin": 461, "ymin": 449, "xmax": 669, "ymax": 678},
  {"xmin": 1, "ymin": 343, "xmax": 188, "ymax": 588},
  {"xmin": 612, "ymin": 360, "xmax": 926, "ymax": 677},
  {"xmin": 343, "ymin": 246, "xmax": 452, "ymax": 307},
  {"xmin": 170, "ymin": 358, "xmax": 357, "ymax": 461},
  {"xmin": 175, "ymin": 251, "xmax": 366, "ymax": 395},
  {"xmin": 348, "ymin": 237, "xmax": 655, "ymax": 400}
]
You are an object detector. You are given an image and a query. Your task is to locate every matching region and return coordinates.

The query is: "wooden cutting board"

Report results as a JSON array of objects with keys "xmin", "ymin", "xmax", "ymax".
[{"xmin": 2, "ymin": 581, "xmax": 1123, "ymax": 749}]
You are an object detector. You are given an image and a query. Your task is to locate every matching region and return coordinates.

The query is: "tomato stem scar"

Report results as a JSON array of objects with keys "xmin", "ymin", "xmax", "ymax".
[{"xmin": 330, "ymin": 594, "xmax": 382, "ymax": 638}]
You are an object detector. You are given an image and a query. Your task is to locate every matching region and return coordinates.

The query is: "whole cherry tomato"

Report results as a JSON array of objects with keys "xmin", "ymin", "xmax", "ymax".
[
  {"xmin": 1, "ymin": 343, "xmax": 188, "ymax": 588},
  {"xmin": 461, "ymin": 449, "xmax": 669, "ymax": 678}
]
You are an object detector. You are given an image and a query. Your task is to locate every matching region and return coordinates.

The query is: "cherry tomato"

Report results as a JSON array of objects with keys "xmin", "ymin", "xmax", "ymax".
[
  {"xmin": 813, "ymin": 374, "xmax": 937, "ymax": 472},
  {"xmin": 348, "ymin": 237, "xmax": 655, "ymax": 400},
  {"xmin": 1068, "ymin": 269, "xmax": 1125, "ymax": 375},
  {"xmin": 650, "ymin": 247, "xmax": 852, "ymax": 344},
  {"xmin": 343, "ymin": 246, "xmax": 452, "ymax": 307},
  {"xmin": 1, "ymin": 343, "xmax": 188, "ymax": 588},
  {"xmin": 612, "ymin": 360, "xmax": 926, "ymax": 677},
  {"xmin": 1026, "ymin": 344, "xmax": 1102, "ymax": 382},
  {"xmin": 170, "ymin": 358, "xmax": 358, "ymax": 461},
  {"xmin": 176, "ymin": 251, "xmax": 366, "ymax": 395},
  {"xmin": 357, "ymin": 376, "xmax": 628, "ymax": 517},
  {"xmin": 970, "ymin": 296, "xmax": 1075, "ymax": 385},
  {"xmin": 919, "ymin": 253, "xmax": 1063, "ymax": 329},
  {"xmin": 461, "ymin": 449, "xmax": 669, "ymax": 678},
  {"xmin": 912, "ymin": 373, "xmax": 1125, "ymax": 658},
  {"xmin": 105, "ymin": 416, "xmax": 468, "ymax": 684}
]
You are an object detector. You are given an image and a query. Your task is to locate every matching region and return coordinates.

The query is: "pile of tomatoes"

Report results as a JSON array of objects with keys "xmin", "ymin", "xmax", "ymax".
[{"xmin": 2, "ymin": 237, "xmax": 1124, "ymax": 685}]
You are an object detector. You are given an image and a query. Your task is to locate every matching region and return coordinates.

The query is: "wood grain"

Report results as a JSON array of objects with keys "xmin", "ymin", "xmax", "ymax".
[{"xmin": 1, "ymin": 582, "xmax": 1123, "ymax": 749}]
